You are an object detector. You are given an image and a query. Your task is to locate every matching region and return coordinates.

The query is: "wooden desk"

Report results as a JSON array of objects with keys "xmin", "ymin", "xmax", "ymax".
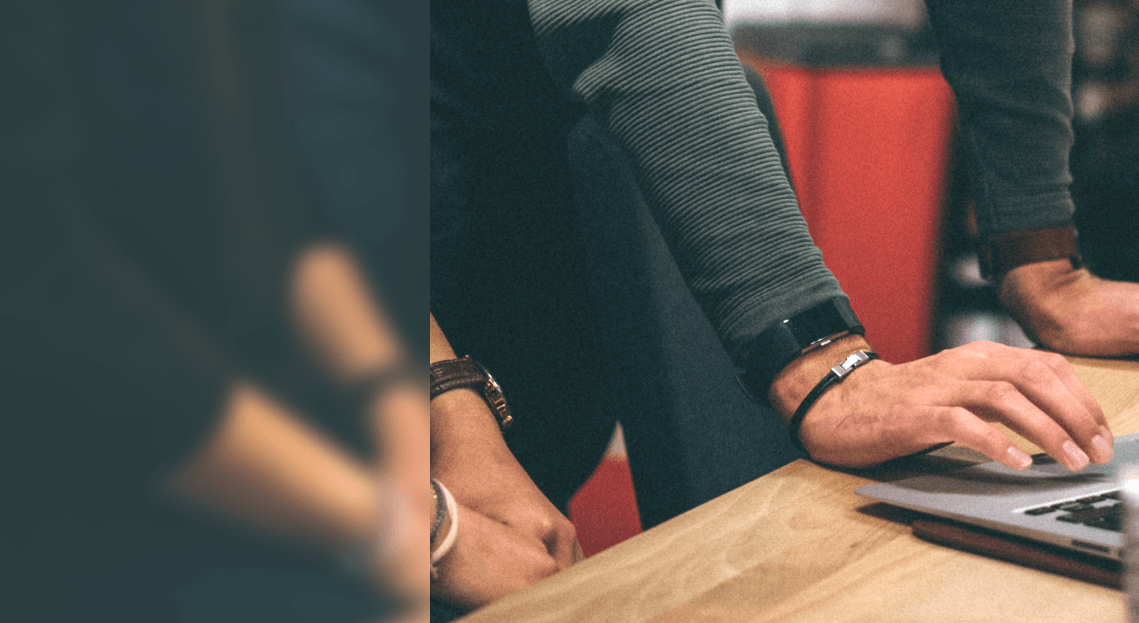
[{"xmin": 459, "ymin": 356, "xmax": 1139, "ymax": 622}]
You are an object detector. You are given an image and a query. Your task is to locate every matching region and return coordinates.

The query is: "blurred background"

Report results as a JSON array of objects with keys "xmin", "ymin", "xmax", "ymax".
[{"xmin": 3, "ymin": 2, "xmax": 426, "ymax": 621}]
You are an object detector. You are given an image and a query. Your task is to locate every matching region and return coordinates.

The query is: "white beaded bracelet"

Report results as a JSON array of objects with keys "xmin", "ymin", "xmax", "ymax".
[{"xmin": 430, "ymin": 479, "xmax": 459, "ymax": 579}]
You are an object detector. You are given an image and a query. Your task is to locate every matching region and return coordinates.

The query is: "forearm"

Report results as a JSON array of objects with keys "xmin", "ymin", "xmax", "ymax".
[
  {"xmin": 291, "ymin": 241, "xmax": 407, "ymax": 384},
  {"xmin": 165, "ymin": 380, "xmax": 431, "ymax": 612},
  {"xmin": 292, "ymin": 242, "xmax": 427, "ymax": 488},
  {"xmin": 164, "ymin": 381, "xmax": 378, "ymax": 554},
  {"xmin": 430, "ymin": 313, "xmax": 511, "ymax": 456}
]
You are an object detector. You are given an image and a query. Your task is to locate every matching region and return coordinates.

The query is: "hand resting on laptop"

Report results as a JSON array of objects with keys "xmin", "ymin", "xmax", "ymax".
[{"xmin": 768, "ymin": 335, "xmax": 1113, "ymax": 472}]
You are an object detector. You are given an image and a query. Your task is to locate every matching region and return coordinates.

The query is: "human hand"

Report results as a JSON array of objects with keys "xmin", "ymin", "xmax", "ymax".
[
  {"xmin": 431, "ymin": 387, "xmax": 580, "ymax": 568},
  {"xmin": 999, "ymin": 258, "xmax": 1139, "ymax": 357},
  {"xmin": 370, "ymin": 381, "xmax": 431, "ymax": 516},
  {"xmin": 769, "ymin": 336, "xmax": 1114, "ymax": 471},
  {"xmin": 428, "ymin": 313, "xmax": 578, "ymax": 572},
  {"xmin": 358, "ymin": 378, "xmax": 431, "ymax": 617},
  {"xmin": 431, "ymin": 500, "xmax": 561, "ymax": 610},
  {"xmin": 364, "ymin": 479, "xmax": 430, "ymax": 618}
]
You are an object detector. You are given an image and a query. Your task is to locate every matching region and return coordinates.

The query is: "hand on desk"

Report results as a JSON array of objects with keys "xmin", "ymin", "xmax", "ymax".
[
  {"xmin": 430, "ymin": 312, "xmax": 580, "ymax": 588},
  {"xmin": 430, "ymin": 388, "xmax": 574, "ymax": 608},
  {"xmin": 769, "ymin": 336, "xmax": 1114, "ymax": 471},
  {"xmin": 431, "ymin": 387, "xmax": 580, "ymax": 569},
  {"xmin": 432, "ymin": 500, "xmax": 563, "ymax": 609},
  {"xmin": 999, "ymin": 258, "xmax": 1139, "ymax": 357}
]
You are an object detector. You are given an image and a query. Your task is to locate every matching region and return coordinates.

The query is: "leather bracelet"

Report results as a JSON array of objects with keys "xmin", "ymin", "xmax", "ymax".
[
  {"xmin": 788, "ymin": 350, "xmax": 879, "ymax": 452},
  {"xmin": 977, "ymin": 224, "xmax": 1083, "ymax": 281}
]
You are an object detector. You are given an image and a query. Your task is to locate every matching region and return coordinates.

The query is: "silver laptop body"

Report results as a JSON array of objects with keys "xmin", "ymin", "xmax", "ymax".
[{"xmin": 856, "ymin": 433, "xmax": 1139, "ymax": 561}]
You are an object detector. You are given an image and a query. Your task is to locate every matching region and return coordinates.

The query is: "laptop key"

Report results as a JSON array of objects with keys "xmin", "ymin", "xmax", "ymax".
[
  {"xmin": 1057, "ymin": 503, "xmax": 1095, "ymax": 513},
  {"xmin": 1054, "ymin": 502, "xmax": 1124, "ymax": 530},
  {"xmin": 1084, "ymin": 515, "xmax": 1123, "ymax": 532}
]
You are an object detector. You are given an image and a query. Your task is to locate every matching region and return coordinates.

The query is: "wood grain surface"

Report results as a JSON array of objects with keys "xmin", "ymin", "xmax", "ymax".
[{"xmin": 456, "ymin": 356, "xmax": 1139, "ymax": 622}]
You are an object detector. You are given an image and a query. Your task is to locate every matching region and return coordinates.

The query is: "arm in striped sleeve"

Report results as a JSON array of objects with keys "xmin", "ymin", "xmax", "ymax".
[{"xmin": 527, "ymin": 0, "xmax": 848, "ymax": 364}]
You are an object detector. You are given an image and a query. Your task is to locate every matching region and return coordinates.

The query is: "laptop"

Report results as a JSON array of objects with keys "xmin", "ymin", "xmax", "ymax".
[{"xmin": 856, "ymin": 432, "xmax": 1139, "ymax": 561}]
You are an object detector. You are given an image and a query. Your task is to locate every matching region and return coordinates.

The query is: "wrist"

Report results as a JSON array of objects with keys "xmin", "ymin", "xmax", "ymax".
[
  {"xmin": 430, "ymin": 356, "xmax": 513, "ymax": 431},
  {"xmin": 741, "ymin": 298, "xmax": 864, "ymax": 399},
  {"xmin": 978, "ymin": 224, "xmax": 1082, "ymax": 283},
  {"xmin": 998, "ymin": 257, "xmax": 1086, "ymax": 300},
  {"xmin": 430, "ymin": 480, "xmax": 459, "ymax": 581},
  {"xmin": 998, "ymin": 258, "xmax": 1091, "ymax": 343},
  {"xmin": 430, "ymin": 388, "xmax": 516, "ymax": 474},
  {"xmin": 430, "ymin": 388, "xmax": 509, "ymax": 441},
  {"xmin": 767, "ymin": 334, "xmax": 875, "ymax": 423},
  {"xmin": 340, "ymin": 477, "xmax": 416, "ymax": 581}
]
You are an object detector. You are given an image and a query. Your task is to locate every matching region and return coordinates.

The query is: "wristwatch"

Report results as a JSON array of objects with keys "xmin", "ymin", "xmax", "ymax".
[
  {"xmin": 430, "ymin": 355, "xmax": 514, "ymax": 431},
  {"xmin": 741, "ymin": 298, "xmax": 865, "ymax": 398}
]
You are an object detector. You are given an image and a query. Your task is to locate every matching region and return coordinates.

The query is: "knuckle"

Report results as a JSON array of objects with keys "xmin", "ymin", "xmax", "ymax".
[
  {"xmin": 991, "ymin": 380, "xmax": 1020, "ymax": 402},
  {"xmin": 526, "ymin": 514, "xmax": 558, "ymax": 539},
  {"xmin": 1019, "ymin": 358, "xmax": 1052, "ymax": 379},
  {"xmin": 521, "ymin": 509, "xmax": 577, "ymax": 546},
  {"xmin": 935, "ymin": 407, "xmax": 971, "ymax": 430},
  {"xmin": 558, "ymin": 517, "xmax": 578, "ymax": 542},
  {"xmin": 509, "ymin": 513, "xmax": 551, "ymax": 541},
  {"xmin": 1042, "ymin": 351, "xmax": 1069, "ymax": 369},
  {"xmin": 536, "ymin": 512, "xmax": 558, "ymax": 532},
  {"xmin": 530, "ymin": 554, "xmax": 561, "ymax": 580}
]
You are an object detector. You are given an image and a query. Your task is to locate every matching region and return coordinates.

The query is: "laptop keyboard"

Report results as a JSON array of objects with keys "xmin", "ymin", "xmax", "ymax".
[{"xmin": 1023, "ymin": 491, "xmax": 1124, "ymax": 532}]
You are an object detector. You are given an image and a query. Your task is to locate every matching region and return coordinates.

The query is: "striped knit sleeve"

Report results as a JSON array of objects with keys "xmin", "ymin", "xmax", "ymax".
[{"xmin": 527, "ymin": 0, "xmax": 848, "ymax": 364}]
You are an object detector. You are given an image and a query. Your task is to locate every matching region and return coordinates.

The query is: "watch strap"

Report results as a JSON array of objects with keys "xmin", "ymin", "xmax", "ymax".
[
  {"xmin": 430, "ymin": 356, "xmax": 514, "ymax": 431},
  {"xmin": 430, "ymin": 356, "xmax": 485, "ymax": 399},
  {"xmin": 977, "ymin": 224, "xmax": 1083, "ymax": 281},
  {"xmin": 742, "ymin": 298, "xmax": 864, "ymax": 398}
]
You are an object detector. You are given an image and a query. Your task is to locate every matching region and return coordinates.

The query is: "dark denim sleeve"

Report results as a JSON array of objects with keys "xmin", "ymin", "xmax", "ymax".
[{"xmin": 927, "ymin": 0, "xmax": 1077, "ymax": 234}]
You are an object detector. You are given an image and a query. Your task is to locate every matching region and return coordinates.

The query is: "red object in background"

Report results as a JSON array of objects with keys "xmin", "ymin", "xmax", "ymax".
[
  {"xmin": 741, "ymin": 53, "xmax": 956, "ymax": 364},
  {"xmin": 568, "ymin": 454, "xmax": 642, "ymax": 557}
]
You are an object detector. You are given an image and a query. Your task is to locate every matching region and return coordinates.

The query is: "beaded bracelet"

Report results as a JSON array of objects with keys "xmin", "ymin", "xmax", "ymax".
[
  {"xmin": 430, "ymin": 479, "xmax": 446, "ymax": 544},
  {"xmin": 430, "ymin": 479, "xmax": 459, "ymax": 580}
]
